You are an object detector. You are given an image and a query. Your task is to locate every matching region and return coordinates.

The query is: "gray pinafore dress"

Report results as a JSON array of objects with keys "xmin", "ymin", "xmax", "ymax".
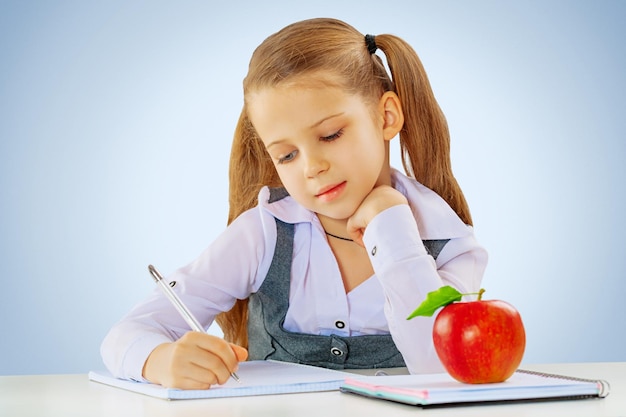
[{"xmin": 247, "ymin": 189, "xmax": 449, "ymax": 370}]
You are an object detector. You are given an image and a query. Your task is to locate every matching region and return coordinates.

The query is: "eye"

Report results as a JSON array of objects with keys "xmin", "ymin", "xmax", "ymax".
[
  {"xmin": 320, "ymin": 129, "xmax": 343, "ymax": 142},
  {"xmin": 278, "ymin": 150, "xmax": 298, "ymax": 164}
]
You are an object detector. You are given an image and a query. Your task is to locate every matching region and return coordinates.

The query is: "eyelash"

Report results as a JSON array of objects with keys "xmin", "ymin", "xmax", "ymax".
[
  {"xmin": 277, "ymin": 129, "xmax": 344, "ymax": 164},
  {"xmin": 321, "ymin": 129, "xmax": 343, "ymax": 142}
]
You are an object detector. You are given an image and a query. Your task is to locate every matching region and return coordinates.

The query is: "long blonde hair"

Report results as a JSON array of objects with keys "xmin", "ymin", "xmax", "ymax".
[{"xmin": 216, "ymin": 18, "xmax": 473, "ymax": 348}]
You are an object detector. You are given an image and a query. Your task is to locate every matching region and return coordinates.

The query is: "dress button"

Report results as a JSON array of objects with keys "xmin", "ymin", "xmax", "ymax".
[
  {"xmin": 371, "ymin": 246, "xmax": 377, "ymax": 256},
  {"xmin": 335, "ymin": 320, "xmax": 345, "ymax": 329},
  {"xmin": 330, "ymin": 347, "xmax": 343, "ymax": 356}
]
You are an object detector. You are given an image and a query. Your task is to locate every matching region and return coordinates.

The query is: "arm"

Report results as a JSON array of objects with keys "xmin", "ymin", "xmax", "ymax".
[
  {"xmin": 348, "ymin": 185, "xmax": 488, "ymax": 374},
  {"xmin": 100, "ymin": 207, "xmax": 276, "ymax": 385}
]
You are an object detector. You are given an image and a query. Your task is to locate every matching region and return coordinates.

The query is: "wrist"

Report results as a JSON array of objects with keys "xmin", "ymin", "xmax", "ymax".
[
  {"xmin": 366, "ymin": 187, "xmax": 408, "ymax": 219},
  {"xmin": 142, "ymin": 342, "xmax": 171, "ymax": 385},
  {"xmin": 363, "ymin": 204, "xmax": 427, "ymax": 266}
]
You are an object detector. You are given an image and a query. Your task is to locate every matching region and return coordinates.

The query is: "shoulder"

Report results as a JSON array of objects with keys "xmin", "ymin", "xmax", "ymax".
[{"xmin": 227, "ymin": 186, "xmax": 316, "ymax": 250}]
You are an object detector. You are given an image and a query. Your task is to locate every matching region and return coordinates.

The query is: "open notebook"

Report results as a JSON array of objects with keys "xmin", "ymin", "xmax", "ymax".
[
  {"xmin": 340, "ymin": 369, "xmax": 610, "ymax": 407},
  {"xmin": 89, "ymin": 360, "xmax": 350, "ymax": 400}
]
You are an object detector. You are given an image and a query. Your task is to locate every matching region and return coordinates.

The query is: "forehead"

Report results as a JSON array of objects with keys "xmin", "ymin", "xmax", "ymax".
[
  {"xmin": 248, "ymin": 71, "xmax": 378, "ymax": 136},
  {"xmin": 247, "ymin": 83, "xmax": 359, "ymax": 140},
  {"xmin": 248, "ymin": 83, "xmax": 346, "ymax": 116},
  {"xmin": 247, "ymin": 72, "xmax": 344, "ymax": 111}
]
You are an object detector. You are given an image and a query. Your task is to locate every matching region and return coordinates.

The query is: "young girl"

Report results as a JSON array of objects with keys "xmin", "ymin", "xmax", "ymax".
[{"xmin": 101, "ymin": 17, "xmax": 487, "ymax": 390}]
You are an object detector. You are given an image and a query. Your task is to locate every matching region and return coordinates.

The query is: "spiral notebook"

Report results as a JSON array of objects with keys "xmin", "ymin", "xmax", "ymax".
[
  {"xmin": 89, "ymin": 360, "xmax": 350, "ymax": 400},
  {"xmin": 340, "ymin": 369, "xmax": 610, "ymax": 407}
]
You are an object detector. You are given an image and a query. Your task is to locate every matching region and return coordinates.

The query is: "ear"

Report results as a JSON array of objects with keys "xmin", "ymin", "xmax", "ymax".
[{"xmin": 378, "ymin": 91, "xmax": 404, "ymax": 141}]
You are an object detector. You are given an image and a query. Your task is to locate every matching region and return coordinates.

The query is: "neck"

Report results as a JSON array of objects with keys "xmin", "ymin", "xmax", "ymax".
[
  {"xmin": 325, "ymin": 230, "xmax": 354, "ymax": 242},
  {"xmin": 317, "ymin": 214, "xmax": 354, "ymax": 242}
]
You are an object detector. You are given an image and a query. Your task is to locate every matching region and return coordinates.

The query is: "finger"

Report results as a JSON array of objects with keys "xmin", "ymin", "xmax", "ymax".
[
  {"xmin": 161, "ymin": 346, "xmax": 220, "ymax": 389},
  {"xmin": 186, "ymin": 332, "xmax": 240, "ymax": 383},
  {"xmin": 165, "ymin": 339, "xmax": 218, "ymax": 380},
  {"xmin": 188, "ymin": 350, "xmax": 234, "ymax": 385},
  {"xmin": 230, "ymin": 344, "xmax": 249, "ymax": 362},
  {"xmin": 186, "ymin": 359, "xmax": 233, "ymax": 388},
  {"xmin": 172, "ymin": 365, "xmax": 220, "ymax": 390},
  {"xmin": 346, "ymin": 218, "xmax": 366, "ymax": 247},
  {"xmin": 168, "ymin": 342, "xmax": 232, "ymax": 386},
  {"xmin": 348, "ymin": 232, "xmax": 365, "ymax": 247}
]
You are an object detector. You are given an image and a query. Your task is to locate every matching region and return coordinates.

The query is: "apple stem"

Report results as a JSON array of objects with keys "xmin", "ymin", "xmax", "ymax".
[{"xmin": 459, "ymin": 288, "xmax": 486, "ymax": 300}]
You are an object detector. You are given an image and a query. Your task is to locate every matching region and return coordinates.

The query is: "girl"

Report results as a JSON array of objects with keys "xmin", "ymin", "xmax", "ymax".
[{"xmin": 101, "ymin": 18, "xmax": 487, "ymax": 390}]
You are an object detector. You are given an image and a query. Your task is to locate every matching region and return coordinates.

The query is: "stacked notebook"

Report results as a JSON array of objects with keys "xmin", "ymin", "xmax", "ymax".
[
  {"xmin": 340, "ymin": 368, "xmax": 609, "ymax": 407},
  {"xmin": 89, "ymin": 360, "xmax": 609, "ymax": 406}
]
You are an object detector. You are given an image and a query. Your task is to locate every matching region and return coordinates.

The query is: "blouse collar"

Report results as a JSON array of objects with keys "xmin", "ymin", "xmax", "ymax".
[{"xmin": 258, "ymin": 168, "xmax": 472, "ymax": 240}]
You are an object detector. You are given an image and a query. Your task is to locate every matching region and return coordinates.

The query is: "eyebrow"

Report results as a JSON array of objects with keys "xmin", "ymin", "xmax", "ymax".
[
  {"xmin": 265, "ymin": 112, "xmax": 345, "ymax": 149},
  {"xmin": 310, "ymin": 112, "xmax": 344, "ymax": 129}
]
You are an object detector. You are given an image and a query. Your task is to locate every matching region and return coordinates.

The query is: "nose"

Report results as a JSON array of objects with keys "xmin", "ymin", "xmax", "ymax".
[{"xmin": 304, "ymin": 149, "xmax": 329, "ymax": 178}]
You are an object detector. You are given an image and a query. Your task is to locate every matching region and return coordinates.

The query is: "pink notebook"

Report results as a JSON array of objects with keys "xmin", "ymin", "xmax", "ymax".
[{"xmin": 340, "ymin": 369, "xmax": 609, "ymax": 407}]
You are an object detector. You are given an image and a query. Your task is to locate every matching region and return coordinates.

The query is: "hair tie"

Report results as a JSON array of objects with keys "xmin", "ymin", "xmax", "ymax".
[{"xmin": 365, "ymin": 34, "xmax": 377, "ymax": 54}]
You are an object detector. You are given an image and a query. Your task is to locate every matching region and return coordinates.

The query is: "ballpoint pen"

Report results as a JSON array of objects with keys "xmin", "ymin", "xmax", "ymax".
[{"xmin": 148, "ymin": 264, "xmax": 241, "ymax": 383}]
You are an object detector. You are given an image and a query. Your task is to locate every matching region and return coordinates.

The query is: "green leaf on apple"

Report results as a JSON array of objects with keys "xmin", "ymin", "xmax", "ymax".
[
  {"xmin": 407, "ymin": 285, "xmax": 463, "ymax": 320},
  {"xmin": 406, "ymin": 286, "xmax": 466, "ymax": 319}
]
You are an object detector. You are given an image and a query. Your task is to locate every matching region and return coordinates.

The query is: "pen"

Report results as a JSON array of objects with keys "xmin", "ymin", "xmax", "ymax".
[{"xmin": 148, "ymin": 264, "xmax": 241, "ymax": 383}]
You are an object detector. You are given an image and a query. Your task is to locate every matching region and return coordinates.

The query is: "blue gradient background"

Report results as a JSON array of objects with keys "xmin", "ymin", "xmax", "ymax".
[{"xmin": 1, "ymin": 1, "xmax": 624, "ymax": 375}]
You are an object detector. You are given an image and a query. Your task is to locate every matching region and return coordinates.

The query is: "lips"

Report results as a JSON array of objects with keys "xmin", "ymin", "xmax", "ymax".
[{"xmin": 315, "ymin": 181, "xmax": 346, "ymax": 202}]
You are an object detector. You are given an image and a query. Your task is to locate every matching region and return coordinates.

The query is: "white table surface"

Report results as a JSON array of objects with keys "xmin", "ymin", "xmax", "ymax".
[{"xmin": 1, "ymin": 362, "xmax": 623, "ymax": 417}]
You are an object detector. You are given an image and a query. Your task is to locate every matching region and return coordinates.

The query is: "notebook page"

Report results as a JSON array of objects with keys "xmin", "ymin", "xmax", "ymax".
[{"xmin": 90, "ymin": 360, "xmax": 350, "ymax": 400}]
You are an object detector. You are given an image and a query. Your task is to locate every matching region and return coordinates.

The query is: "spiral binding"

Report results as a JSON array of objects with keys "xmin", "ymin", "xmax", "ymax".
[{"xmin": 517, "ymin": 369, "xmax": 611, "ymax": 398}]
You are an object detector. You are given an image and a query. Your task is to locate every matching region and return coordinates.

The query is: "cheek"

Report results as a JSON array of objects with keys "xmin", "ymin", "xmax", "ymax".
[
  {"xmin": 353, "ymin": 137, "xmax": 386, "ymax": 167},
  {"xmin": 274, "ymin": 165, "xmax": 302, "ymax": 193}
]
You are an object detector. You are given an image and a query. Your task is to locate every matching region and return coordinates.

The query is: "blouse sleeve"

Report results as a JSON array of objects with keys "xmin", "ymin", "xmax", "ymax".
[
  {"xmin": 100, "ymin": 207, "xmax": 276, "ymax": 381},
  {"xmin": 363, "ymin": 204, "xmax": 488, "ymax": 374}
]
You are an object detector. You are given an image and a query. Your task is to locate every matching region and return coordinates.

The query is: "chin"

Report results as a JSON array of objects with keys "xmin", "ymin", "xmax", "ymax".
[
  {"xmin": 316, "ymin": 205, "xmax": 359, "ymax": 221},
  {"xmin": 298, "ymin": 194, "xmax": 359, "ymax": 220}
]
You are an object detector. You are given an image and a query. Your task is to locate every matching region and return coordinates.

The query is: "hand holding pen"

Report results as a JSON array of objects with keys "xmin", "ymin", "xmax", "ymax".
[{"xmin": 143, "ymin": 265, "xmax": 247, "ymax": 389}]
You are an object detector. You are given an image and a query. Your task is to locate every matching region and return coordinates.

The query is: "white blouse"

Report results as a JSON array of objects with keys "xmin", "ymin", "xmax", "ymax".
[{"xmin": 101, "ymin": 169, "xmax": 488, "ymax": 381}]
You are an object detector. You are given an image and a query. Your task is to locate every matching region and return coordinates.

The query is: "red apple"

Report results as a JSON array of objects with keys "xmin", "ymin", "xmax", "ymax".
[{"xmin": 432, "ymin": 297, "xmax": 526, "ymax": 384}]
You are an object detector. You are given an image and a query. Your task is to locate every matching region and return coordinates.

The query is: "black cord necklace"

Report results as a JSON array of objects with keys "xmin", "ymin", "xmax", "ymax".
[{"xmin": 325, "ymin": 231, "xmax": 354, "ymax": 242}]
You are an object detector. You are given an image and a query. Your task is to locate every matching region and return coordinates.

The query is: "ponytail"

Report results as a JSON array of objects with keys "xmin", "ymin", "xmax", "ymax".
[{"xmin": 375, "ymin": 34, "xmax": 473, "ymax": 226}]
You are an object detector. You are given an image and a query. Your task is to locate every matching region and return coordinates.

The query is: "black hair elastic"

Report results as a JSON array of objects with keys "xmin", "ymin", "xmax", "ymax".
[{"xmin": 365, "ymin": 34, "xmax": 377, "ymax": 54}]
